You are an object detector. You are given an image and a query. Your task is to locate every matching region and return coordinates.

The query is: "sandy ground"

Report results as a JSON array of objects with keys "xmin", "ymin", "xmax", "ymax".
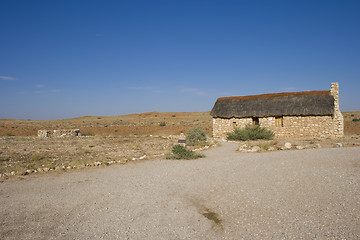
[
  {"xmin": 1, "ymin": 142, "xmax": 360, "ymax": 239},
  {"xmin": 0, "ymin": 136, "xmax": 177, "ymax": 176}
]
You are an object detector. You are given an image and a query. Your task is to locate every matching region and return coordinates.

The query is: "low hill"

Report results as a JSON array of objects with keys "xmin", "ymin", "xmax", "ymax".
[
  {"xmin": 1, "ymin": 111, "xmax": 359, "ymax": 136},
  {"xmin": 0, "ymin": 112, "xmax": 212, "ymax": 136}
]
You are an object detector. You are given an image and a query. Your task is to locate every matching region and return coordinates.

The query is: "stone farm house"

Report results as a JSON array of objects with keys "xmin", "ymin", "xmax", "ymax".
[{"xmin": 210, "ymin": 83, "xmax": 344, "ymax": 139}]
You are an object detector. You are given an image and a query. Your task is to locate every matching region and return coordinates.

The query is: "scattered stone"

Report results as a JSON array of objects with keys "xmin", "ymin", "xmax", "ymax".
[
  {"xmin": 10, "ymin": 171, "xmax": 15, "ymax": 176},
  {"xmin": 43, "ymin": 168, "xmax": 50, "ymax": 172},
  {"xmin": 336, "ymin": 143, "xmax": 343, "ymax": 148},
  {"xmin": 296, "ymin": 145, "xmax": 305, "ymax": 150},
  {"xmin": 237, "ymin": 144, "xmax": 248, "ymax": 152},
  {"xmin": 284, "ymin": 142, "xmax": 292, "ymax": 149},
  {"xmin": 139, "ymin": 155, "xmax": 147, "ymax": 160},
  {"xmin": 315, "ymin": 144, "xmax": 322, "ymax": 148},
  {"xmin": 250, "ymin": 146, "xmax": 261, "ymax": 152},
  {"xmin": 268, "ymin": 146, "xmax": 276, "ymax": 151},
  {"xmin": 94, "ymin": 162, "xmax": 102, "ymax": 166}
]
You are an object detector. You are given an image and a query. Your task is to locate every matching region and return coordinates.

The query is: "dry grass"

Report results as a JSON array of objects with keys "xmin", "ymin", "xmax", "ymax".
[
  {"xmin": 1, "ymin": 110, "xmax": 359, "ymax": 179},
  {"xmin": 0, "ymin": 112, "xmax": 212, "ymax": 137},
  {"xmin": 343, "ymin": 111, "xmax": 360, "ymax": 135},
  {"xmin": 0, "ymin": 135, "xmax": 177, "ymax": 178},
  {"xmin": 237, "ymin": 136, "xmax": 360, "ymax": 153},
  {"xmin": 1, "ymin": 111, "xmax": 359, "ymax": 137}
]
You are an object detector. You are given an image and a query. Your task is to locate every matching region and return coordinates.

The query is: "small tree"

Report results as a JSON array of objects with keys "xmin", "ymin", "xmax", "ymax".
[
  {"xmin": 186, "ymin": 127, "xmax": 207, "ymax": 146},
  {"xmin": 226, "ymin": 124, "xmax": 274, "ymax": 141}
]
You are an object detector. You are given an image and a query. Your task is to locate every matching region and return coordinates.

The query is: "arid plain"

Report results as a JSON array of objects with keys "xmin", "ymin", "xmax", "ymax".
[
  {"xmin": 0, "ymin": 111, "xmax": 360, "ymax": 179},
  {"xmin": 1, "ymin": 111, "xmax": 360, "ymax": 239}
]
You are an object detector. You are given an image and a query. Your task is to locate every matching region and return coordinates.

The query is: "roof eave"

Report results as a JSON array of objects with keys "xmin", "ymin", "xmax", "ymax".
[{"xmin": 212, "ymin": 113, "xmax": 334, "ymax": 119}]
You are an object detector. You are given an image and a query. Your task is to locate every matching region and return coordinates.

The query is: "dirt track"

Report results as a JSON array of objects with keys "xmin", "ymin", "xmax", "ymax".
[{"xmin": 1, "ymin": 143, "xmax": 360, "ymax": 239}]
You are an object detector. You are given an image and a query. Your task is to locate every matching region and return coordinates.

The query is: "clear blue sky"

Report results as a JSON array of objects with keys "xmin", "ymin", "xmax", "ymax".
[{"xmin": 1, "ymin": 0, "xmax": 359, "ymax": 120}]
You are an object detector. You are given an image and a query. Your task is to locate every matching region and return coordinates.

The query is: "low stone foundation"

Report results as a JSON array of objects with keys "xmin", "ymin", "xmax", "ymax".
[{"xmin": 38, "ymin": 129, "xmax": 80, "ymax": 138}]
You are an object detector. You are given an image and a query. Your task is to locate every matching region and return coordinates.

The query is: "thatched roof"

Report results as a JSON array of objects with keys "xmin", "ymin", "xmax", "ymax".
[{"xmin": 210, "ymin": 90, "xmax": 335, "ymax": 118}]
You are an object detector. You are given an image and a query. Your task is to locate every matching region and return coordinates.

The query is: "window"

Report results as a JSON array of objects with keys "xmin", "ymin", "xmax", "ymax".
[
  {"xmin": 275, "ymin": 116, "xmax": 284, "ymax": 127},
  {"xmin": 252, "ymin": 117, "xmax": 259, "ymax": 126}
]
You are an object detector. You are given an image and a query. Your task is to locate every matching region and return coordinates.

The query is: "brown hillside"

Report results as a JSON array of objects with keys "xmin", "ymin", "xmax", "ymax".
[
  {"xmin": 1, "ymin": 111, "xmax": 359, "ymax": 137},
  {"xmin": 0, "ymin": 112, "xmax": 212, "ymax": 137},
  {"xmin": 343, "ymin": 111, "xmax": 360, "ymax": 135}
]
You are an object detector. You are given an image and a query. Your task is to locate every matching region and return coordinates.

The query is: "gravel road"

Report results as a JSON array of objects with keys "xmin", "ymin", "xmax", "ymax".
[{"xmin": 1, "ymin": 142, "xmax": 360, "ymax": 239}]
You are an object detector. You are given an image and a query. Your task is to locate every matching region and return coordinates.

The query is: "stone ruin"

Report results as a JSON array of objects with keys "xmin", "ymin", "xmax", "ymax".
[{"xmin": 38, "ymin": 129, "xmax": 80, "ymax": 138}]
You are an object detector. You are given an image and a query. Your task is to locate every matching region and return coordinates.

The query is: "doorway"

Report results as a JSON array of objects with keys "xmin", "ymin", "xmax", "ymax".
[{"xmin": 252, "ymin": 117, "xmax": 259, "ymax": 126}]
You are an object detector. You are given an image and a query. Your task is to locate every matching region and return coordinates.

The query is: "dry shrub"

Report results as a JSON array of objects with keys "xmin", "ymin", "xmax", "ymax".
[
  {"xmin": 186, "ymin": 127, "xmax": 207, "ymax": 146},
  {"xmin": 166, "ymin": 145, "xmax": 204, "ymax": 160},
  {"xmin": 227, "ymin": 125, "xmax": 274, "ymax": 141}
]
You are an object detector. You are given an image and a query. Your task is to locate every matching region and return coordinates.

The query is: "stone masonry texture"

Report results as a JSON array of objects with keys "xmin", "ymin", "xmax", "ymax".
[
  {"xmin": 38, "ymin": 129, "xmax": 80, "ymax": 138},
  {"xmin": 212, "ymin": 83, "xmax": 344, "ymax": 139}
]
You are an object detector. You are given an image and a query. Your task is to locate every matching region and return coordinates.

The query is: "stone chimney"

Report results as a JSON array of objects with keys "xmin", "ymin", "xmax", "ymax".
[
  {"xmin": 330, "ymin": 82, "xmax": 344, "ymax": 137},
  {"xmin": 330, "ymin": 83, "xmax": 339, "ymax": 111}
]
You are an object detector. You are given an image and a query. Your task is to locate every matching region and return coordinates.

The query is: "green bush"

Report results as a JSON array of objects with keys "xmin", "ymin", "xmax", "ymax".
[
  {"xmin": 82, "ymin": 131, "xmax": 95, "ymax": 136},
  {"xmin": 226, "ymin": 124, "xmax": 274, "ymax": 141},
  {"xmin": 352, "ymin": 118, "xmax": 360, "ymax": 122},
  {"xmin": 167, "ymin": 145, "xmax": 204, "ymax": 160},
  {"xmin": 186, "ymin": 126, "xmax": 207, "ymax": 146}
]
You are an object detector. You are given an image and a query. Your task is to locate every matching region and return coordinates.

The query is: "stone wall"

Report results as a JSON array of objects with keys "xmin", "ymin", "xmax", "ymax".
[
  {"xmin": 212, "ymin": 115, "xmax": 340, "ymax": 139},
  {"xmin": 38, "ymin": 129, "xmax": 80, "ymax": 138},
  {"xmin": 330, "ymin": 82, "xmax": 344, "ymax": 137},
  {"xmin": 213, "ymin": 83, "xmax": 344, "ymax": 139},
  {"xmin": 212, "ymin": 118, "xmax": 252, "ymax": 139}
]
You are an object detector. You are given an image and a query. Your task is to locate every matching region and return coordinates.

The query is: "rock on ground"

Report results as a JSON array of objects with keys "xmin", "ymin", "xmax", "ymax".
[{"xmin": 0, "ymin": 143, "xmax": 359, "ymax": 239}]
